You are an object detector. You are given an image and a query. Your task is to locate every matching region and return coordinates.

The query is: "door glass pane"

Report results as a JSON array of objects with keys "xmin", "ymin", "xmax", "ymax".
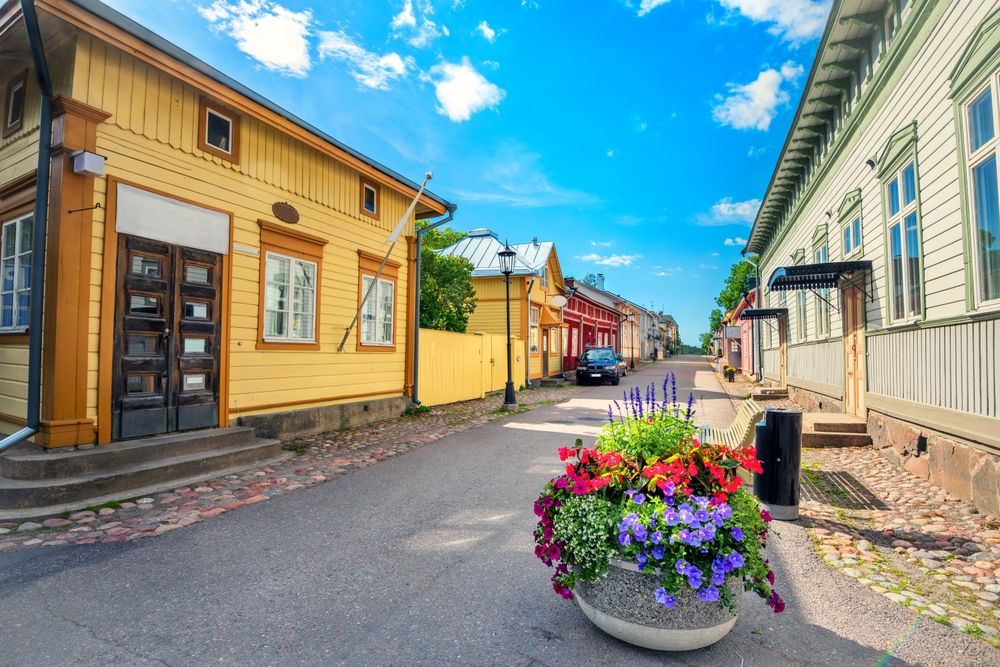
[
  {"xmin": 972, "ymin": 154, "xmax": 1000, "ymax": 301},
  {"xmin": 969, "ymin": 88, "xmax": 995, "ymax": 152},
  {"xmin": 890, "ymin": 223, "xmax": 904, "ymax": 319},
  {"xmin": 904, "ymin": 212, "xmax": 921, "ymax": 316},
  {"xmin": 185, "ymin": 302, "xmax": 208, "ymax": 319},
  {"xmin": 18, "ymin": 217, "xmax": 31, "ymax": 253},
  {"xmin": 902, "ymin": 163, "xmax": 916, "ymax": 205},
  {"xmin": 185, "ymin": 265, "xmax": 210, "ymax": 284},
  {"xmin": 127, "ymin": 334, "xmax": 159, "ymax": 355},
  {"xmin": 130, "ymin": 295, "xmax": 159, "ymax": 315},
  {"xmin": 131, "ymin": 255, "xmax": 161, "ymax": 278},
  {"xmin": 183, "ymin": 373, "xmax": 206, "ymax": 392},
  {"xmin": 183, "ymin": 337, "xmax": 207, "ymax": 354},
  {"xmin": 887, "ymin": 178, "xmax": 900, "ymax": 216},
  {"xmin": 126, "ymin": 374, "xmax": 159, "ymax": 394}
]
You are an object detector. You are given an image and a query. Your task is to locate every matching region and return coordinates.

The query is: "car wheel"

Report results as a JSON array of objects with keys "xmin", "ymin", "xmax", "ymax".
[{"xmin": 612, "ymin": 375, "xmax": 620, "ymax": 386}]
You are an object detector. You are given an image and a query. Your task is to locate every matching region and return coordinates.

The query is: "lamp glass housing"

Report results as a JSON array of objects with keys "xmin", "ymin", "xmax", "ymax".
[{"xmin": 497, "ymin": 245, "xmax": 516, "ymax": 276}]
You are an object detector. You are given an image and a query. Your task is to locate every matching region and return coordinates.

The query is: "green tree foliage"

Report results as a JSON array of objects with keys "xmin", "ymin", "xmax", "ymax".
[
  {"xmin": 582, "ymin": 273, "xmax": 599, "ymax": 287},
  {"xmin": 416, "ymin": 222, "xmax": 476, "ymax": 333},
  {"xmin": 715, "ymin": 257, "xmax": 758, "ymax": 311}
]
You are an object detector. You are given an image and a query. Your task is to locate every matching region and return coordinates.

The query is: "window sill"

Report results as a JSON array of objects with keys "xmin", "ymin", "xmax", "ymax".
[
  {"xmin": 0, "ymin": 328, "xmax": 28, "ymax": 344},
  {"xmin": 357, "ymin": 342, "xmax": 396, "ymax": 353},
  {"xmin": 256, "ymin": 339, "xmax": 320, "ymax": 351}
]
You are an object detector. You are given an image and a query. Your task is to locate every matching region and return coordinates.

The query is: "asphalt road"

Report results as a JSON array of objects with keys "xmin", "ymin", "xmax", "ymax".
[{"xmin": 0, "ymin": 357, "xmax": 993, "ymax": 666}]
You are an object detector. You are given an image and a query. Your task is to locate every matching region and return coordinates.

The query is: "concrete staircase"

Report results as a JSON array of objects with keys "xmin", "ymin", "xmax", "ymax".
[
  {"xmin": 0, "ymin": 427, "xmax": 285, "ymax": 520},
  {"xmin": 802, "ymin": 413, "xmax": 872, "ymax": 448},
  {"xmin": 751, "ymin": 387, "xmax": 788, "ymax": 400}
]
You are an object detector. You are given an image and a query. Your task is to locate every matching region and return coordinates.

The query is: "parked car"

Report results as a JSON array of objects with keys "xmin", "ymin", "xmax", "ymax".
[
  {"xmin": 576, "ymin": 347, "xmax": 620, "ymax": 386},
  {"xmin": 616, "ymin": 353, "xmax": 628, "ymax": 377}
]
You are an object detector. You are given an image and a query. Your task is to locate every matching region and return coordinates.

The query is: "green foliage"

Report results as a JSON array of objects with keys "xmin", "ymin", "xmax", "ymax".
[
  {"xmin": 417, "ymin": 222, "xmax": 476, "ymax": 333},
  {"xmin": 715, "ymin": 258, "xmax": 758, "ymax": 311},
  {"xmin": 552, "ymin": 494, "xmax": 621, "ymax": 584},
  {"xmin": 401, "ymin": 404, "xmax": 431, "ymax": 417},
  {"xmin": 582, "ymin": 273, "xmax": 599, "ymax": 287},
  {"xmin": 597, "ymin": 412, "xmax": 699, "ymax": 461}
]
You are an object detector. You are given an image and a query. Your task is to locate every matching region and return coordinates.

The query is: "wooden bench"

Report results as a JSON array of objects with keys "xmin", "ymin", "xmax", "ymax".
[{"xmin": 699, "ymin": 399, "xmax": 763, "ymax": 450}]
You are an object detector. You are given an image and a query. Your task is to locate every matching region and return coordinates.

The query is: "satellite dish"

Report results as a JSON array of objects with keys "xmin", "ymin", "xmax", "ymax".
[{"xmin": 550, "ymin": 295, "xmax": 568, "ymax": 308}]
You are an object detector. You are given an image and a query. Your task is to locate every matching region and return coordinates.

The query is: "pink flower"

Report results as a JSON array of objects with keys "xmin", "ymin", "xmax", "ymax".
[{"xmin": 761, "ymin": 508, "xmax": 773, "ymax": 522}]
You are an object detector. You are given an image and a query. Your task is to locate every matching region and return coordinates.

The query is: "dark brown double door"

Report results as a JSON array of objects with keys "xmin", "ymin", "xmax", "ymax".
[{"xmin": 112, "ymin": 234, "xmax": 222, "ymax": 440}]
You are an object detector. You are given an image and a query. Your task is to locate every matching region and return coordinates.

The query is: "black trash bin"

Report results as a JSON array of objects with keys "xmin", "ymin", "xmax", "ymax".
[{"xmin": 753, "ymin": 407, "xmax": 803, "ymax": 521}]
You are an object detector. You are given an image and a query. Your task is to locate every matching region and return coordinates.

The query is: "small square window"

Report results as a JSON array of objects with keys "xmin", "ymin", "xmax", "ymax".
[
  {"xmin": 183, "ymin": 373, "xmax": 206, "ymax": 392},
  {"xmin": 3, "ymin": 70, "xmax": 27, "ymax": 138},
  {"xmin": 131, "ymin": 255, "xmax": 161, "ymax": 278},
  {"xmin": 360, "ymin": 178, "xmax": 379, "ymax": 219},
  {"xmin": 198, "ymin": 98, "xmax": 241, "ymax": 163},
  {"xmin": 205, "ymin": 109, "xmax": 232, "ymax": 154}
]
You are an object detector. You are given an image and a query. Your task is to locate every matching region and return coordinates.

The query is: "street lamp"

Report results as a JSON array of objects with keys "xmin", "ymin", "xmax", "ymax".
[
  {"xmin": 628, "ymin": 312, "xmax": 636, "ymax": 369},
  {"xmin": 498, "ymin": 242, "xmax": 518, "ymax": 410}
]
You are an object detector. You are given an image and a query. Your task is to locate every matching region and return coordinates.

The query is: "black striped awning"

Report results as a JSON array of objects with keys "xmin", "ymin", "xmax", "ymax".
[
  {"xmin": 767, "ymin": 260, "xmax": 872, "ymax": 291},
  {"xmin": 739, "ymin": 308, "xmax": 788, "ymax": 321}
]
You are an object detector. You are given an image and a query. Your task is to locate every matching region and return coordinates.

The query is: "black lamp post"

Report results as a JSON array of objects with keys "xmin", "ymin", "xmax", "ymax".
[
  {"xmin": 498, "ymin": 243, "xmax": 518, "ymax": 410},
  {"xmin": 628, "ymin": 312, "xmax": 636, "ymax": 369}
]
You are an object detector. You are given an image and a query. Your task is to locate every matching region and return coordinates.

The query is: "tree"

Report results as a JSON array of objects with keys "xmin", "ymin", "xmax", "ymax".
[
  {"xmin": 715, "ymin": 257, "xmax": 758, "ymax": 311},
  {"xmin": 416, "ymin": 222, "xmax": 476, "ymax": 333},
  {"xmin": 582, "ymin": 273, "xmax": 599, "ymax": 287}
]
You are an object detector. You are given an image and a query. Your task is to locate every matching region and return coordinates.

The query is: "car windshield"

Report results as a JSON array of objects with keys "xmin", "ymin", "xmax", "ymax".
[{"xmin": 582, "ymin": 349, "xmax": 615, "ymax": 362}]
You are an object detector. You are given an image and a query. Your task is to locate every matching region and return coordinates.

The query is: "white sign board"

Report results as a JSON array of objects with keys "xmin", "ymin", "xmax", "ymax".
[{"xmin": 116, "ymin": 183, "xmax": 230, "ymax": 255}]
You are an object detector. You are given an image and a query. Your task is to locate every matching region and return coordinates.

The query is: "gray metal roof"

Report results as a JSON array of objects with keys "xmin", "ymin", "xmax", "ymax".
[
  {"xmin": 68, "ymin": 0, "xmax": 453, "ymax": 214},
  {"xmin": 566, "ymin": 279, "xmax": 623, "ymax": 312},
  {"xmin": 438, "ymin": 229, "xmax": 554, "ymax": 277}
]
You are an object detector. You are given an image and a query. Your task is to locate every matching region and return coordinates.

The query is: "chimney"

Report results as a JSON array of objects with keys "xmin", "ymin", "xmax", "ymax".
[
  {"xmin": 532, "ymin": 236, "xmax": 539, "ymax": 246},
  {"xmin": 596, "ymin": 273, "xmax": 605, "ymax": 290}
]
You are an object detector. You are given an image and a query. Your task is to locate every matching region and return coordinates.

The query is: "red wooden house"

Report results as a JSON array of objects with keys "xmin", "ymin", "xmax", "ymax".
[{"xmin": 563, "ymin": 277, "xmax": 624, "ymax": 371}]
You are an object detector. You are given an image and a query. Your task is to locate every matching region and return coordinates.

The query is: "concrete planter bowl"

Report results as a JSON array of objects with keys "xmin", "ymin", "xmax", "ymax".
[{"xmin": 574, "ymin": 559, "xmax": 739, "ymax": 651}]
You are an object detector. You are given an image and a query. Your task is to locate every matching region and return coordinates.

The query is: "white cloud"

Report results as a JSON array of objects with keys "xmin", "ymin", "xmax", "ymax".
[
  {"xmin": 426, "ymin": 57, "xmax": 505, "ymax": 122},
  {"xmin": 317, "ymin": 31, "xmax": 413, "ymax": 90},
  {"xmin": 710, "ymin": 251, "xmax": 720, "ymax": 257},
  {"xmin": 724, "ymin": 236, "xmax": 749, "ymax": 246},
  {"xmin": 747, "ymin": 145, "xmax": 767, "ymax": 157},
  {"xmin": 697, "ymin": 198, "xmax": 760, "ymax": 226},
  {"xmin": 638, "ymin": 0, "xmax": 672, "ymax": 16},
  {"xmin": 718, "ymin": 0, "xmax": 831, "ymax": 43},
  {"xmin": 698, "ymin": 263, "xmax": 719, "ymax": 270},
  {"xmin": 198, "ymin": 0, "xmax": 313, "ymax": 77},
  {"xmin": 606, "ymin": 149, "xmax": 616, "ymax": 158},
  {"xmin": 591, "ymin": 240, "xmax": 614, "ymax": 248},
  {"xmin": 476, "ymin": 20, "xmax": 500, "ymax": 43},
  {"xmin": 577, "ymin": 253, "xmax": 642, "ymax": 267},
  {"xmin": 392, "ymin": 0, "xmax": 447, "ymax": 48},
  {"xmin": 632, "ymin": 116, "xmax": 648, "ymax": 132},
  {"xmin": 711, "ymin": 61, "xmax": 802, "ymax": 131}
]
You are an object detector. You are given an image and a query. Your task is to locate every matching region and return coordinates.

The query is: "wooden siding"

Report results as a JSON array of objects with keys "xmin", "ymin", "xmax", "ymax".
[
  {"xmin": 467, "ymin": 277, "xmax": 523, "ymax": 336},
  {"xmin": 763, "ymin": 349, "xmax": 781, "ymax": 382},
  {"xmin": 787, "ymin": 339, "xmax": 844, "ymax": 396},
  {"xmin": 867, "ymin": 319, "xmax": 1000, "ymax": 418}
]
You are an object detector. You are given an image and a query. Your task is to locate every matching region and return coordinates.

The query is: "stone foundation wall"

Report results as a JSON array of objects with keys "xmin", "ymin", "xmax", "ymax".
[
  {"xmin": 867, "ymin": 410, "xmax": 1000, "ymax": 517},
  {"xmin": 787, "ymin": 384, "xmax": 841, "ymax": 414},
  {"xmin": 237, "ymin": 396, "xmax": 411, "ymax": 440}
]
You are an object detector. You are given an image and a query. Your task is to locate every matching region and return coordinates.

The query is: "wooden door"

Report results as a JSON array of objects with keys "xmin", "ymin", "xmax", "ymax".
[
  {"xmin": 541, "ymin": 328, "xmax": 549, "ymax": 376},
  {"xmin": 112, "ymin": 235, "xmax": 223, "ymax": 440},
  {"xmin": 842, "ymin": 286, "xmax": 866, "ymax": 417}
]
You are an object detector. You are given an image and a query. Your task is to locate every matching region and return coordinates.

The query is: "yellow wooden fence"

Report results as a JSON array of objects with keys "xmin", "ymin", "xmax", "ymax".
[{"xmin": 418, "ymin": 329, "xmax": 526, "ymax": 406}]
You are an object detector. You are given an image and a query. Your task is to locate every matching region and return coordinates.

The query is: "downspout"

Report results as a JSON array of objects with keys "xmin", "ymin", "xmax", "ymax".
[
  {"xmin": 0, "ymin": 0, "xmax": 53, "ymax": 453},
  {"xmin": 410, "ymin": 204, "xmax": 456, "ymax": 405},
  {"xmin": 741, "ymin": 252, "xmax": 763, "ymax": 383},
  {"xmin": 524, "ymin": 278, "xmax": 535, "ymax": 387}
]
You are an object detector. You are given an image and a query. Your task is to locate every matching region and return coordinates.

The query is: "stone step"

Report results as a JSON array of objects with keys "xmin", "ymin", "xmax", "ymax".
[
  {"xmin": 0, "ymin": 427, "xmax": 256, "ymax": 480},
  {"xmin": 802, "ymin": 430, "xmax": 873, "ymax": 448},
  {"xmin": 0, "ymin": 437, "xmax": 285, "ymax": 513},
  {"xmin": 810, "ymin": 420, "xmax": 868, "ymax": 434},
  {"xmin": 751, "ymin": 388, "xmax": 788, "ymax": 399}
]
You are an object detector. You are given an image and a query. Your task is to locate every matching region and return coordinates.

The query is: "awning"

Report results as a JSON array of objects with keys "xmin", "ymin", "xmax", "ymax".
[
  {"xmin": 767, "ymin": 260, "xmax": 872, "ymax": 291},
  {"xmin": 540, "ymin": 305, "xmax": 562, "ymax": 326},
  {"xmin": 740, "ymin": 308, "xmax": 788, "ymax": 321}
]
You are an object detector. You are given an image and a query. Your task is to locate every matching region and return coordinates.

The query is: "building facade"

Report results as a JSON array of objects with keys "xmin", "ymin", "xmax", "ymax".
[
  {"xmin": 563, "ymin": 278, "xmax": 622, "ymax": 371},
  {"xmin": 0, "ymin": 0, "xmax": 452, "ymax": 448},
  {"xmin": 438, "ymin": 229, "xmax": 566, "ymax": 382},
  {"xmin": 748, "ymin": 0, "xmax": 1000, "ymax": 514}
]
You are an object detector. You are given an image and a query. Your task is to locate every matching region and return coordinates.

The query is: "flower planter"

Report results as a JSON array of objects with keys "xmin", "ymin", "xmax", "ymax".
[{"xmin": 575, "ymin": 559, "xmax": 739, "ymax": 651}]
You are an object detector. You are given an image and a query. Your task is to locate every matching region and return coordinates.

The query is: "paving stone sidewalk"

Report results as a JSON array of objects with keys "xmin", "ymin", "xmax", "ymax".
[
  {"xmin": 800, "ymin": 445, "xmax": 1000, "ymax": 647},
  {"xmin": 0, "ymin": 384, "xmax": 581, "ymax": 554}
]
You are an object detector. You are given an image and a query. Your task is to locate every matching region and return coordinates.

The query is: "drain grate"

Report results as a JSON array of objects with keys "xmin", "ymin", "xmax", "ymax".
[{"xmin": 800, "ymin": 469, "xmax": 889, "ymax": 510}]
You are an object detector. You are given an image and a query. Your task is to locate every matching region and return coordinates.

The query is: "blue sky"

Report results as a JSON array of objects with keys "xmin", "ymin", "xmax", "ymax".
[{"xmin": 104, "ymin": 0, "xmax": 830, "ymax": 343}]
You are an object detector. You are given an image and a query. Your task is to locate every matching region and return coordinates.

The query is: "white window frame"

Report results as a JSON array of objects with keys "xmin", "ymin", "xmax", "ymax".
[
  {"xmin": 814, "ymin": 243, "xmax": 831, "ymax": 337},
  {"xmin": 540, "ymin": 266, "xmax": 549, "ymax": 289},
  {"xmin": 204, "ymin": 107, "xmax": 234, "ymax": 155},
  {"xmin": 842, "ymin": 215, "xmax": 862, "ymax": 257},
  {"xmin": 885, "ymin": 160, "xmax": 922, "ymax": 322},
  {"xmin": 0, "ymin": 213, "xmax": 32, "ymax": 332},
  {"xmin": 529, "ymin": 306, "xmax": 539, "ymax": 353},
  {"xmin": 963, "ymin": 75, "xmax": 1000, "ymax": 309},
  {"xmin": 5, "ymin": 78, "xmax": 25, "ymax": 131},
  {"xmin": 263, "ymin": 251, "xmax": 317, "ymax": 343},
  {"xmin": 360, "ymin": 274, "xmax": 394, "ymax": 346},
  {"xmin": 362, "ymin": 183, "xmax": 378, "ymax": 215}
]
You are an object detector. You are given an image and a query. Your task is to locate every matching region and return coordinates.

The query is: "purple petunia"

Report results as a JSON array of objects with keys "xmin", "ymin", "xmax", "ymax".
[
  {"xmin": 654, "ymin": 587, "xmax": 677, "ymax": 609},
  {"xmin": 633, "ymin": 524, "xmax": 648, "ymax": 542},
  {"xmin": 675, "ymin": 559, "xmax": 688, "ymax": 575},
  {"xmin": 661, "ymin": 481, "xmax": 676, "ymax": 497},
  {"xmin": 697, "ymin": 585, "xmax": 720, "ymax": 603},
  {"xmin": 694, "ymin": 509, "xmax": 710, "ymax": 523},
  {"xmin": 687, "ymin": 570, "xmax": 703, "ymax": 589},
  {"xmin": 651, "ymin": 545, "xmax": 666, "ymax": 560},
  {"xmin": 728, "ymin": 551, "xmax": 745, "ymax": 569},
  {"xmin": 692, "ymin": 496, "xmax": 710, "ymax": 509},
  {"xmin": 651, "ymin": 531, "xmax": 663, "ymax": 544},
  {"xmin": 632, "ymin": 493, "xmax": 646, "ymax": 506},
  {"xmin": 678, "ymin": 507, "xmax": 695, "ymax": 525},
  {"xmin": 618, "ymin": 532, "xmax": 632, "ymax": 546},
  {"xmin": 711, "ymin": 571, "xmax": 726, "ymax": 586},
  {"xmin": 664, "ymin": 510, "xmax": 680, "ymax": 526},
  {"xmin": 699, "ymin": 524, "xmax": 716, "ymax": 542},
  {"xmin": 731, "ymin": 527, "xmax": 744, "ymax": 541},
  {"xmin": 715, "ymin": 503, "xmax": 733, "ymax": 520},
  {"xmin": 636, "ymin": 550, "xmax": 648, "ymax": 570}
]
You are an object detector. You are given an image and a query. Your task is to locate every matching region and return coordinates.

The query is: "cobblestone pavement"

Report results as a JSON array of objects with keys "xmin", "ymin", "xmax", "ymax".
[
  {"xmin": 0, "ymin": 383, "xmax": 582, "ymax": 554},
  {"xmin": 800, "ymin": 446, "xmax": 1000, "ymax": 648}
]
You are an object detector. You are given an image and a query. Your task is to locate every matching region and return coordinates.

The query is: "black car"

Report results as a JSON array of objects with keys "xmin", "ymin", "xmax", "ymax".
[{"xmin": 576, "ymin": 347, "xmax": 621, "ymax": 386}]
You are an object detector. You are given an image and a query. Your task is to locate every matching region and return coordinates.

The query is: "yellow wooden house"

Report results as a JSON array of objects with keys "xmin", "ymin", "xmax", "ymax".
[
  {"xmin": 438, "ymin": 229, "xmax": 566, "ymax": 382},
  {"xmin": 0, "ymin": 0, "xmax": 454, "ymax": 452}
]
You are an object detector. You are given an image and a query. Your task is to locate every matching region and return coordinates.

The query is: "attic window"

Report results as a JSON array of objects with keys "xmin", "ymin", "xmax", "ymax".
[
  {"xmin": 198, "ymin": 98, "xmax": 241, "ymax": 163},
  {"xmin": 3, "ymin": 70, "xmax": 27, "ymax": 138},
  {"xmin": 360, "ymin": 178, "xmax": 380, "ymax": 219}
]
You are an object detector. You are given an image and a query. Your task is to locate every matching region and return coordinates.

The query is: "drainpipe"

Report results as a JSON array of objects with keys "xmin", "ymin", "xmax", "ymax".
[
  {"xmin": 524, "ymin": 277, "xmax": 535, "ymax": 387},
  {"xmin": 741, "ymin": 252, "xmax": 763, "ymax": 383},
  {"xmin": 0, "ymin": 1, "xmax": 53, "ymax": 453},
  {"xmin": 410, "ymin": 204, "xmax": 456, "ymax": 405}
]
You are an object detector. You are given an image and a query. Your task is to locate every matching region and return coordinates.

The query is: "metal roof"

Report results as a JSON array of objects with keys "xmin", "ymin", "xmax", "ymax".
[
  {"xmin": 767, "ymin": 260, "xmax": 873, "ymax": 291},
  {"xmin": 68, "ymin": 0, "xmax": 454, "ymax": 214},
  {"xmin": 437, "ymin": 229, "xmax": 554, "ymax": 277},
  {"xmin": 565, "ymin": 279, "xmax": 623, "ymax": 313}
]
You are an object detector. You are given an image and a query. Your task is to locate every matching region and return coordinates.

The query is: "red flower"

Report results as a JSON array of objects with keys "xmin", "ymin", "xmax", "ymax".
[
  {"xmin": 558, "ymin": 447, "xmax": 574, "ymax": 461},
  {"xmin": 711, "ymin": 491, "xmax": 728, "ymax": 506}
]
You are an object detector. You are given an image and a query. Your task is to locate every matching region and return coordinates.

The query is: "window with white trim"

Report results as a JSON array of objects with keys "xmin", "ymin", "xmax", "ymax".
[
  {"xmin": 3, "ymin": 70, "xmax": 26, "ymax": 137},
  {"xmin": 885, "ymin": 161, "xmax": 922, "ymax": 320},
  {"xmin": 814, "ymin": 243, "xmax": 830, "ymax": 336},
  {"xmin": 1, "ymin": 213, "xmax": 32, "ymax": 330},
  {"xmin": 263, "ymin": 251, "xmax": 316, "ymax": 342},
  {"xmin": 361, "ymin": 275, "xmax": 394, "ymax": 345},
  {"xmin": 529, "ymin": 307, "xmax": 539, "ymax": 353},
  {"xmin": 842, "ymin": 215, "xmax": 862, "ymax": 257},
  {"xmin": 965, "ymin": 79, "xmax": 1000, "ymax": 304}
]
